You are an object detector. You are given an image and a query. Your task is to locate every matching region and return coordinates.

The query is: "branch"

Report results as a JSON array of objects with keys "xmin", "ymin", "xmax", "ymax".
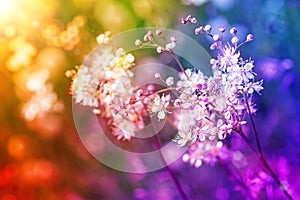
[
  {"xmin": 217, "ymin": 157, "xmax": 254, "ymax": 200},
  {"xmin": 236, "ymin": 128, "xmax": 293, "ymax": 200},
  {"xmin": 243, "ymin": 92, "xmax": 262, "ymax": 156},
  {"xmin": 149, "ymin": 124, "xmax": 189, "ymax": 200}
]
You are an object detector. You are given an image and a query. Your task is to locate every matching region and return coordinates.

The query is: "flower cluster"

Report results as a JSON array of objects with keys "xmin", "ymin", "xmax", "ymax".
[
  {"xmin": 133, "ymin": 16, "xmax": 263, "ymax": 166},
  {"xmin": 135, "ymin": 30, "xmax": 177, "ymax": 54},
  {"xmin": 65, "ymin": 14, "xmax": 295, "ymax": 200},
  {"xmin": 68, "ymin": 17, "xmax": 263, "ymax": 163},
  {"xmin": 181, "ymin": 141, "xmax": 229, "ymax": 168},
  {"xmin": 67, "ymin": 32, "xmax": 149, "ymax": 140},
  {"xmin": 22, "ymin": 69, "xmax": 64, "ymax": 122}
]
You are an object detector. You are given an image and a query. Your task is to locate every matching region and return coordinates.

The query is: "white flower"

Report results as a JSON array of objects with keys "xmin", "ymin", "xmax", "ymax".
[
  {"xmin": 165, "ymin": 42, "xmax": 176, "ymax": 51},
  {"xmin": 126, "ymin": 53, "xmax": 135, "ymax": 63},
  {"xmin": 177, "ymin": 69, "xmax": 206, "ymax": 95},
  {"xmin": 157, "ymin": 110, "xmax": 166, "ymax": 120},
  {"xmin": 112, "ymin": 113, "xmax": 137, "ymax": 140},
  {"xmin": 173, "ymin": 130, "xmax": 194, "ymax": 147},
  {"xmin": 157, "ymin": 46, "xmax": 163, "ymax": 53},
  {"xmin": 90, "ymin": 45, "xmax": 116, "ymax": 77},
  {"xmin": 177, "ymin": 110, "xmax": 196, "ymax": 131},
  {"xmin": 182, "ymin": 140, "xmax": 227, "ymax": 167},
  {"xmin": 241, "ymin": 62, "xmax": 255, "ymax": 82},
  {"xmin": 72, "ymin": 66, "xmax": 98, "ymax": 107},
  {"xmin": 150, "ymin": 95, "xmax": 170, "ymax": 120},
  {"xmin": 96, "ymin": 33, "xmax": 110, "ymax": 44},
  {"xmin": 247, "ymin": 80, "xmax": 264, "ymax": 94},
  {"xmin": 68, "ymin": 41, "xmax": 147, "ymax": 141},
  {"xmin": 219, "ymin": 45, "xmax": 240, "ymax": 70},
  {"xmin": 22, "ymin": 84, "xmax": 64, "ymax": 121},
  {"xmin": 166, "ymin": 76, "xmax": 174, "ymax": 86}
]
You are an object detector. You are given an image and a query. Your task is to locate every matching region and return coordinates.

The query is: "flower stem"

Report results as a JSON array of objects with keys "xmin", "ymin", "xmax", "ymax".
[
  {"xmin": 242, "ymin": 92, "xmax": 293, "ymax": 199},
  {"xmin": 237, "ymin": 129, "xmax": 293, "ymax": 200},
  {"xmin": 149, "ymin": 124, "xmax": 189, "ymax": 200},
  {"xmin": 156, "ymin": 87, "xmax": 177, "ymax": 94},
  {"xmin": 148, "ymin": 136, "xmax": 189, "ymax": 200},
  {"xmin": 170, "ymin": 52, "xmax": 185, "ymax": 73},
  {"xmin": 243, "ymin": 92, "xmax": 262, "ymax": 156},
  {"xmin": 217, "ymin": 157, "xmax": 254, "ymax": 200}
]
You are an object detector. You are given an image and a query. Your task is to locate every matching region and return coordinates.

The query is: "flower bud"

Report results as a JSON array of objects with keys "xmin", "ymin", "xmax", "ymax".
[
  {"xmin": 65, "ymin": 70, "xmax": 76, "ymax": 78},
  {"xmin": 182, "ymin": 154, "xmax": 189, "ymax": 162},
  {"xmin": 219, "ymin": 26, "xmax": 226, "ymax": 33},
  {"xmin": 165, "ymin": 42, "xmax": 176, "ymax": 51},
  {"xmin": 156, "ymin": 46, "xmax": 163, "ymax": 53},
  {"xmin": 174, "ymin": 99, "xmax": 181, "ymax": 107},
  {"xmin": 143, "ymin": 34, "xmax": 149, "ymax": 41},
  {"xmin": 147, "ymin": 31, "xmax": 153, "ymax": 37},
  {"xmin": 204, "ymin": 25, "xmax": 211, "ymax": 33},
  {"xmin": 213, "ymin": 34, "xmax": 220, "ymax": 41},
  {"xmin": 165, "ymin": 94, "xmax": 171, "ymax": 101},
  {"xmin": 147, "ymin": 84, "xmax": 155, "ymax": 91},
  {"xmin": 126, "ymin": 54, "xmax": 135, "ymax": 63},
  {"xmin": 135, "ymin": 39, "xmax": 142, "ymax": 46},
  {"xmin": 246, "ymin": 34, "xmax": 254, "ymax": 42},
  {"xmin": 166, "ymin": 77, "xmax": 174, "ymax": 86},
  {"xmin": 231, "ymin": 36, "xmax": 239, "ymax": 44},
  {"xmin": 195, "ymin": 27, "xmax": 203, "ymax": 35},
  {"xmin": 156, "ymin": 29, "xmax": 162, "ymax": 36},
  {"xmin": 195, "ymin": 160, "xmax": 202, "ymax": 168},
  {"xmin": 210, "ymin": 43, "xmax": 217, "ymax": 50},
  {"xmin": 147, "ymin": 31, "xmax": 153, "ymax": 40},
  {"xmin": 181, "ymin": 17, "xmax": 186, "ymax": 24},
  {"xmin": 196, "ymin": 84, "xmax": 202, "ymax": 89},
  {"xmin": 191, "ymin": 17, "xmax": 197, "ymax": 24},
  {"xmin": 170, "ymin": 36, "xmax": 177, "ymax": 43},
  {"xmin": 230, "ymin": 27, "xmax": 237, "ymax": 35},
  {"xmin": 186, "ymin": 15, "xmax": 192, "ymax": 22},
  {"xmin": 137, "ymin": 89, "xmax": 144, "ymax": 97},
  {"xmin": 154, "ymin": 73, "xmax": 161, "ymax": 78}
]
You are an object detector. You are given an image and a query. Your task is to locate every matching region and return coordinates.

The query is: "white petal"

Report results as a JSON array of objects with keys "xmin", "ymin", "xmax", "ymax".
[
  {"xmin": 199, "ymin": 133, "xmax": 205, "ymax": 142},
  {"xmin": 218, "ymin": 131, "xmax": 226, "ymax": 140},
  {"xmin": 151, "ymin": 105, "xmax": 159, "ymax": 112},
  {"xmin": 158, "ymin": 110, "xmax": 166, "ymax": 120}
]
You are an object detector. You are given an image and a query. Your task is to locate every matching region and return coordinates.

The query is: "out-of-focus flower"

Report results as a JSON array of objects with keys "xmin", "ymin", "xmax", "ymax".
[
  {"xmin": 236, "ymin": 166, "xmax": 272, "ymax": 199},
  {"xmin": 6, "ymin": 37, "xmax": 36, "ymax": 72},
  {"xmin": 67, "ymin": 33, "xmax": 146, "ymax": 141},
  {"xmin": 258, "ymin": 57, "xmax": 293, "ymax": 81},
  {"xmin": 42, "ymin": 15, "xmax": 86, "ymax": 50},
  {"xmin": 22, "ymin": 70, "xmax": 64, "ymax": 121},
  {"xmin": 181, "ymin": 0, "xmax": 209, "ymax": 6},
  {"xmin": 182, "ymin": 141, "xmax": 228, "ymax": 168}
]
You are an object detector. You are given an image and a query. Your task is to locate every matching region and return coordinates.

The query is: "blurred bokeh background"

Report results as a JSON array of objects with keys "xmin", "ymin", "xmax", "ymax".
[{"xmin": 0, "ymin": 0, "xmax": 299, "ymax": 199}]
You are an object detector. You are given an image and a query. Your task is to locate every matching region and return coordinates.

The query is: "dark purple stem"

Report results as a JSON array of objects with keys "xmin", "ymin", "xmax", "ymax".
[
  {"xmin": 237, "ymin": 128, "xmax": 293, "ymax": 200},
  {"xmin": 148, "ymin": 136, "xmax": 189, "ymax": 200},
  {"xmin": 170, "ymin": 52, "xmax": 185, "ymax": 73},
  {"xmin": 243, "ymin": 92, "xmax": 262, "ymax": 156},
  {"xmin": 242, "ymin": 92, "xmax": 293, "ymax": 199},
  {"xmin": 217, "ymin": 157, "xmax": 254, "ymax": 200}
]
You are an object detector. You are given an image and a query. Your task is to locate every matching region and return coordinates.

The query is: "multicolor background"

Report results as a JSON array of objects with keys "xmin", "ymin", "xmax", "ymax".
[{"xmin": 0, "ymin": 0, "xmax": 299, "ymax": 199}]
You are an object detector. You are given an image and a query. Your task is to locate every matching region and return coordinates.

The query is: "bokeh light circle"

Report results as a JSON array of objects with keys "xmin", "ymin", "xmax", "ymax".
[{"xmin": 72, "ymin": 28, "xmax": 211, "ymax": 173}]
